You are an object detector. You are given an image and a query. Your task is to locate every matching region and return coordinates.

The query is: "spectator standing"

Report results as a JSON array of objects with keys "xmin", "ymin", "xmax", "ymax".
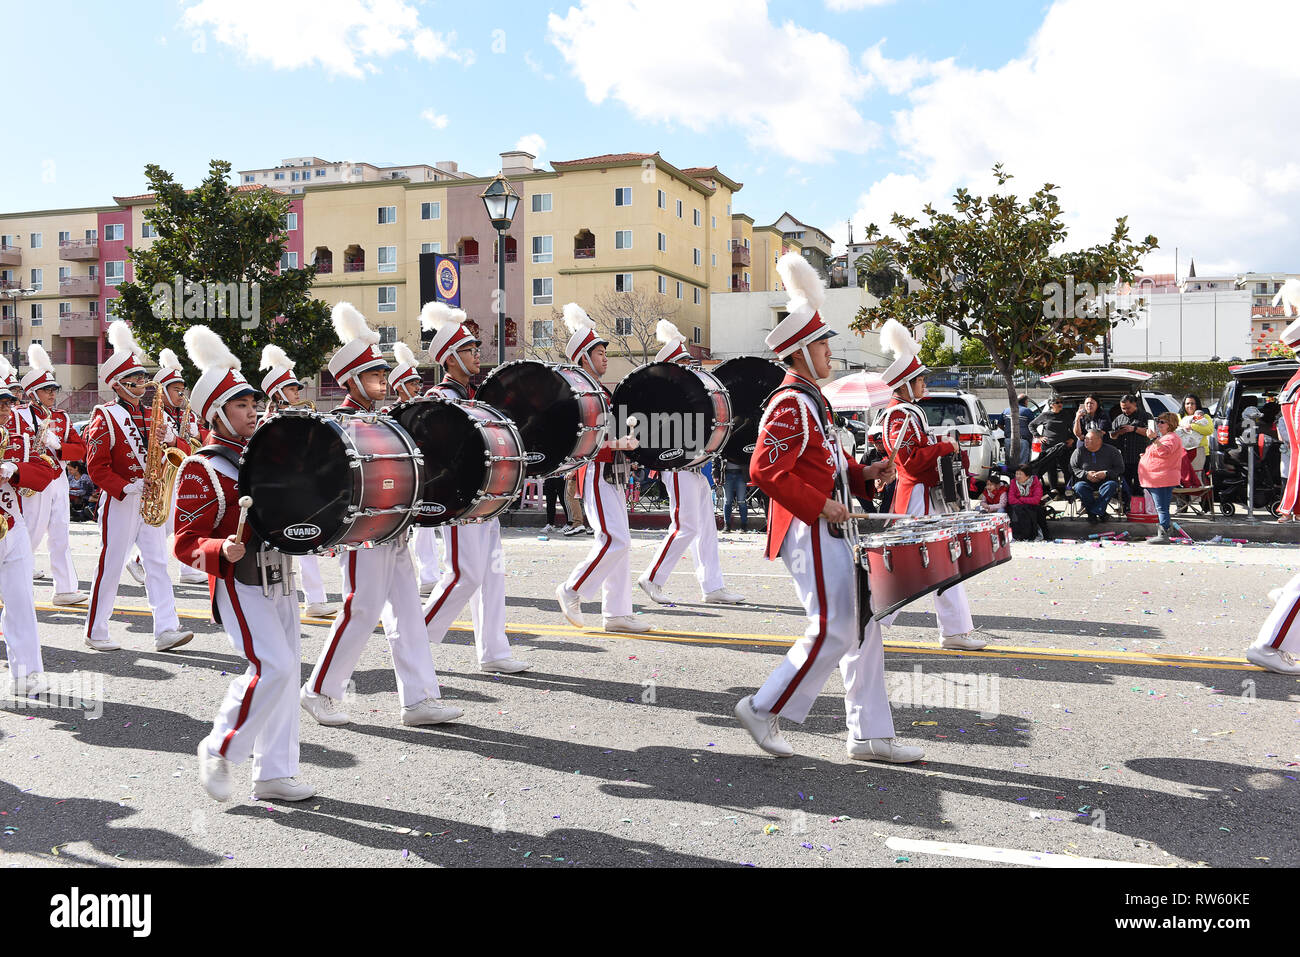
[
  {"xmin": 1178, "ymin": 393, "xmax": 1213, "ymax": 474},
  {"xmin": 1070, "ymin": 428, "xmax": 1125, "ymax": 523},
  {"xmin": 1030, "ymin": 395, "xmax": 1073, "ymax": 493},
  {"xmin": 562, "ymin": 471, "xmax": 589, "ymax": 536},
  {"xmin": 722, "ymin": 458, "xmax": 750, "ymax": 533},
  {"xmin": 1002, "ymin": 394, "xmax": 1034, "ymax": 466},
  {"xmin": 1073, "ymin": 394, "xmax": 1111, "ymax": 447},
  {"xmin": 1109, "ymin": 394, "xmax": 1154, "ymax": 506},
  {"xmin": 1007, "ymin": 466, "xmax": 1049, "ymax": 541},
  {"xmin": 1139, "ymin": 412, "xmax": 1186, "ymax": 545},
  {"xmin": 542, "ymin": 475, "xmax": 568, "ymax": 533}
]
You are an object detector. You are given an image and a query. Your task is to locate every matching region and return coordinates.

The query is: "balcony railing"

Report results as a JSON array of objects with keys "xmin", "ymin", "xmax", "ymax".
[
  {"xmin": 574, "ymin": 247, "xmax": 596, "ymax": 260},
  {"xmin": 462, "ymin": 254, "xmax": 480, "ymax": 265},
  {"xmin": 0, "ymin": 279, "xmax": 22, "ymax": 291},
  {"xmin": 59, "ymin": 275, "xmax": 99, "ymax": 296},
  {"xmin": 730, "ymin": 279, "xmax": 750, "ymax": 292},
  {"xmin": 343, "ymin": 261, "xmax": 365, "ymax": 273},
  {"xmin": 59, "ymin": 314, "xmax": 101, "ymax": 338},
  {"xmin": 314, "ymin": 260, "xmax": 333, "ymax": 274},
  {"xmin": 58, "ymin": 239, "xmax": 98, "ymax": 261},
  {"xmin": 732, "ymin": 245, "xmax": 751, "ymax": 266},
  {"xmin": 0, "ymin": 319, "xmax": 18, "ymax": 337},
  {"xmin": 0, "ymin": 243, "xmax": 20, "ymax": 266}
]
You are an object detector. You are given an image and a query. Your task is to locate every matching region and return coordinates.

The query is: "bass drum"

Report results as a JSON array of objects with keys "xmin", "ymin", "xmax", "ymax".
[
  {"xmin": 612, "ymin": 362, "xmax": 733, "ymax": 471},
  {"xmin": 239, "ymin": 408, "xmax": 423, "ymax": 554},
  {"xmin": 475, "ymin": 360, "xmax": 608, "ymax": 477},
  {"xmin": 713, "ymin": 356, "xmax": 787, "ymax": 465},
  {"xmin": 390, "ymin": 396, "xmax": 527, "ymax": 526}
]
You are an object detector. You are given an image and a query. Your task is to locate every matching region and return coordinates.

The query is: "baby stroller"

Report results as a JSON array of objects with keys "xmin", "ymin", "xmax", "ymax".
[{"xmin": 1214, "ymin": 424, "xmax": 1283, "ymax": 517}]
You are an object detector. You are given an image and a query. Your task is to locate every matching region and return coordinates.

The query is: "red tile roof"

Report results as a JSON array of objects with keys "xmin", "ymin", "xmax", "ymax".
[{"xmin": 551, "ymin": 152, "xmax": 659, "ymax": 168}]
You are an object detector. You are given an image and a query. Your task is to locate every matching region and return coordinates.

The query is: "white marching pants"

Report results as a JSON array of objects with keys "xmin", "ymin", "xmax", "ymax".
[
  {"xmin": 565, "ymin": 472, "xmax": 632, "ymax": 618},
  {"xmin": 753, "ymin": 518, "xmax": 895, "ymax": 740},
  {"xmin": 1253, "ymin": 572, "xmax": 1300, "ymax": 654},
  {"xmin": 0, "ymin": 521, "xmax": 42, "ymax": 679},
  {"xmin": 422, "ymin": 520, "xmax": 510, "ymax": 666},
  {"xmin": 878, "ymin": 484, "xmax": 974, "ymax": 637},
  {"xmin": 413, "ymin": 526, "xmax": 442, "ymax": 587},
  {"xmin": 306, "ymin": 540, "xmax": 440, "ymax": 707},
  {"xmin": 86, "ymin": 490, "xmax": 181, "ymax": 643},
  {"xmin": 24, "ymin": 471, "xmax": 78, "ymax": 594},
  {"xmin": 206, "ymin": 578, "xmax": 301, "ymax": 781},
  {"xmin": 298, "ymin": 554, "xmax": 326, "ymax": 606},
  {"xmin": 643, "ymin": 470, "xmax": 724, "ymax": 595}
]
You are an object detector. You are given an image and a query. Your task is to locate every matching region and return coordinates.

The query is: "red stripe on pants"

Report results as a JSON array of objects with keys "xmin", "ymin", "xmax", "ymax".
[
  {"xmin": 573, "ymin": 475, "xmax": 612, "ymax": 591},
  {"xmin": 1270, "ymin": 593, "xmax": 1300, "ymax": 649},
  {"xmin": 646, "ymin": 472, "xmax": 681, "ymax": 584},
  {"xmin": 219, "ymin": 577, "xmax": 263, "ymax": 757},
  {"xmin": 313, "ymin": 550, "xmax": 358, "ymax": 695},
  {"xmin": 423, "ymin": 526, "xmax": 460, "ymax": 625},
  {"xmin": 84, "ymin": 494, "xmax": 112, "ymax": 638},
  {"xmin": 772, "ymin": 522, "xmax": 828, "ymax": 713}
]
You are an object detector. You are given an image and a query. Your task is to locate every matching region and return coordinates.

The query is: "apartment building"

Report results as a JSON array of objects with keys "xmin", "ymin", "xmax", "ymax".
[
  {"xmin": 730, "ymin": 214, "xmax": 803, "ymax": 293},
  {"xmin": 768, "ymin": 212, "xmax": 833, "ymax": 279},
  {"xmin": 238, "ymin": 156, "xmax": 470, "ymax": 195}
]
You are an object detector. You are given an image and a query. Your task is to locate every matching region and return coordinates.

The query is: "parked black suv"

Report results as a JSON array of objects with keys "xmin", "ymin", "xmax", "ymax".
[{"xmin": 1211, "ymin": 359, "xmax": 1298, "ymax": 514}]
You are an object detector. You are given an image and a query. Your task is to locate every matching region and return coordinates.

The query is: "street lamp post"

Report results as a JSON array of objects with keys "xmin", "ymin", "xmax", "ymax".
[{"xmin": 480, "ymin": 174, "xmax": 521, "ymax": 367}]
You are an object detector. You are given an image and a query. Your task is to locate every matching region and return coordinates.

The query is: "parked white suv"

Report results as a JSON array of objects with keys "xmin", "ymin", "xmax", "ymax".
[{"xmin": 867, "ymin": 390, "xmax": 1002, "ymax": 481}]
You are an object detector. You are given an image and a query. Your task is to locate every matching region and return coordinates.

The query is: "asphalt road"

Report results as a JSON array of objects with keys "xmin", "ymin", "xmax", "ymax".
[{"xmin": 2, "ymin": 520, "xmax": 1298, "ymax": 869}]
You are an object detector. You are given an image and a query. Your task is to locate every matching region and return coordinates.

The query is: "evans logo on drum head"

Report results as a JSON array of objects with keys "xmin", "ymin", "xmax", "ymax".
[
  {"xmin": 743, "ymin": 443, "xmax": 756, "ymax": 453},
  {"xmin": 285, "ymin": 524, "xmax": 322, "ymax": 541},
  {"xmin": 418, "ymin": 502, "xmax": 447, "ymax": 517},
  {"xmin": 524, "ymin": 451, "xmax": 546, "ymax": 464},
  {"xmin": 659, "ymin": 448, "xmax": 685, "ymax": 462}
]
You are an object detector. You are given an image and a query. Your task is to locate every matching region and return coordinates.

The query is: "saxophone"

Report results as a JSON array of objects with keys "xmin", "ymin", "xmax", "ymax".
[
  {"xmin": 19, "ymin": 407, "xmax": 59, "ymax": 498},
  {"xmin": 140, "ymin": 385, "xmax": 188, "ymax": 527}
]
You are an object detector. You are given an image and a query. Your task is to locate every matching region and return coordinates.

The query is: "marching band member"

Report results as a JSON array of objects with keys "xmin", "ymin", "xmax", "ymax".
[
  {"xmin": 735, "ymin": 253, "xmax": 921, "ymax": 762},
  {"xmin": 555, "ymin": 303, "xmax": 650, "ymax": 634},
  {"xmin": 389, "ymin": 340, "xmax": 441, "ymax": 595},
  {"xmin": 258, "ymin": 344, "xmax": 340, "ymax": 619},
  {"xmin": 301, "ymin": 302, "xmax": 459, "ymax": 728},
  {"xmin": 126, "ymin": 348, "xmax": 208, "ymax": 587},
  {"xmin": 176, "ymin": 325, "xmax": 314, "ymax": 803},
  {"xmin": 638, "ymin": 319, "xmax": 745, "ymax": 607},
  {"xmin": 1247, "ymin": 311, "xmax": 1300, "ymax": 674},
  {"xmin": 18, "ymin": 344, "xmax": 87, "ymax": 606},
  {"xmin": 0, "ymin": 371, "xmax": 62, "ymax": 696},
  {"xmin": 875, "ymin": 319, "xmax": 987, "ymax": 651},
  {"xmin": 417, "ymin": 303, "xmax": 530, "ymax": 673},
  {"xmin": 82, "ymin": 321, "xmax": 193, "ymax": 653}
]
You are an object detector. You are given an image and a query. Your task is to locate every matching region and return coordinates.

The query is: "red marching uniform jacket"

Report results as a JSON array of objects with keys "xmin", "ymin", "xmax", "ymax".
[
  {"xmin": 749, "ymin": 372, "xmax": 868, "ymax": 561},
  {"xmin": 84, "ymin": 398, "xmax": 190, "ymax": 501},
  {"xmin": 172, "ymin": 434, "xmax": 246, "ymax": 620},
  {"xmin": 27, "ymin": 404, "xmax": 86, "ymax": 464},
  {"xmin": 2, "ymin": 410, "xmax": 62, "ymax": 532},
  {"xmin": 879, "ymin": 397, "xmax": 955, "ymax": 514},
  {"xmin": 1280, "ymin": 368, "xmax": 1300, "ymax": 514}
]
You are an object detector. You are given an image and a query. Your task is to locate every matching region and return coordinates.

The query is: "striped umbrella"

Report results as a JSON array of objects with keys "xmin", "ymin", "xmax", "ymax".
[{"xmin": 822, "ymin": 372, "xmax": 895, "ymax": 412}]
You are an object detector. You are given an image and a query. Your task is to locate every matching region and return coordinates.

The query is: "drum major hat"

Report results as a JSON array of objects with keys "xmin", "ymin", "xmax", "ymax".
[
  {"xmin": 563, "ymin": 302, "xmax": 607, "ymax": 364},
  {"xmin": 101, "ymin": 320, "xmax": 149, "ymax": 386},
  {"xmin": 389, "ymin": 342, "xmax": 423, "ymax": 391},
  {"xmin": 327, "ymin": 302, "xmax": 389, "ymax": 384},
  {"xmin": 152, "ymin": 347, "xmax": 185, "ymax": 403},
  {"xmin": 184, "ymin": 325, "xmax": 255, "ymax": 426},
  {"xmin": 21, "ymin": 343, "xmax": 61, "ymax": 395},
  {"xmin": 765, "ymin": 253, "xmax": 836, "ymax": 359},
  {"xmin": 654, "ymin": 319, "xmax": 692, "ymax": 365},
  {"xmin": 879, "ymin": 318, "xmax": 927, "ymax": 389},
  {"xmin": 420, "ymin": 302, "xmax": 478, "ymax": 366},
  {"xmin": 259, "ymin": 344, "xmax": 302, "ymax": 400},
  {"xmin": 0, "ymin": 357, "xmax": 20, "ymax": 401}
]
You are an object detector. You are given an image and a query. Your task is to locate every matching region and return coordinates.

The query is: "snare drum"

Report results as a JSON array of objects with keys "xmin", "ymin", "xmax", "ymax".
[
  {"xmin": 857, "ymin": 525, "xmax": 963, "ymax": 620},
  {"xmin": 239, "ymin": 408, "xmax": 424, "ymax": 554},
  {"xmin": 938, "ymin": 512, "xmax": 1012, "ymax": 591},
  {"xmin": 475, "ymin": 360, "xmax": 608, "ymax": 477},
  {"xmin": 612, "ymin": 361, "xmax": 733, "ymax": 470},
  {"xmin": 390, "ymin": 396, "xmax": 527, "ymax": 526}
]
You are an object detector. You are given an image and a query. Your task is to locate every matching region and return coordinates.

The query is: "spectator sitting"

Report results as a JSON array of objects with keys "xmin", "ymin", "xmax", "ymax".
[
  {"xmin": 1070, "ymin": 428, "xmax": 1125, "ymax": 524},
  {"xmin": 977, "ymin": 472, "xmax": 1008, "ymax": 513},
  {"xmin": 1178, "ymin": 393, "xmax": 1214, "ymax": 474},
  {"xmin": 1007, "ymin": 465, "xmax": 1049, "ymax": 541},
  {"xmin": 1109, "ymin": 394, "xmax": 1154, "ymax": 509},
  {"xmin": 1002, "ymin": 393, "xmax": 1034, "ymax": 467},
  {"xmin": 67, "ymin": 460, "xmax": 98, "ymax": 522},
  {"xmin": 1072, "ymin": 394, "xmax": 1111, "ymax": 448},
  {"xmin": 1030, "ymin": 394, "xmax": 1073, "ymax": 494}
]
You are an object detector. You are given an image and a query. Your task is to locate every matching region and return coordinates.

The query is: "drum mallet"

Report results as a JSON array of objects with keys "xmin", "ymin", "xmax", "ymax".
[{"xmin": 235, "ymin": 495, "xmax": 253, "ymax": 544}]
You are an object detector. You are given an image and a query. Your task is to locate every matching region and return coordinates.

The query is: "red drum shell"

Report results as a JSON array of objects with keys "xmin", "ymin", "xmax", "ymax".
[
  {"xmin": 938, "ymin": 513, "xmax": 1012, "ymax": 592},
  {"xmin": 862, "ymin": 528, "xmax": 962, "ymax": 620}
]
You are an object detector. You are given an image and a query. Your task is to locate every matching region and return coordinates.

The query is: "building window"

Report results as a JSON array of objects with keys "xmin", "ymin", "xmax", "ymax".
[
  {"xmin": 104, "ymin": 223, "xmax": 124, "ymax": 242},
  {"xmin": 58, "ymin": 266, "xmax": 71, "ymax": 282},
  {"xmin": 693, "ymin": 209, "xmax": 701, "ymax": 227},
  {"xmin": 615, "ymin": 230, "xmax": 632, "ymax": 250},
  {"xmin": 244, "ymin": 175, "xmax": 255, "ymax": 183},
  {"xmin": 693, "ymin": 248, "xmax": 701, "ymax": 266},
  {"xmin": 377, "ymin": 287, "xmax": 397, "ymax": 313},
  {"xmin": 657, "ymin": 276, "xmax": 667, "ymax": 295},
  {"xmin": 615, "ymin": 273, "xmax": 633, "ymax": 292},
  {"xmin": 532, "ymin": 235, "xmax": 553, "ymax": 264},
  {"xmin": 30, "ymin": 268, "xmax": 43, "ymax": 291},
  {"xmin": 30, "ymin": 304, "xmax": 42, "ymax": 321},
  {"xmin": 378, "ymin": 206, "xmax": 397, "ymax": 225},
  {"xmin": 88, "ymin": 264, "xmax": 98, "ymax": 279},
  {"xmin": 86, "ymin": 228, "xmax": 97, "ymax": 242},
  {"xmin": 105, "ymin": 261, "xmax": 124, "ymax": 286},
  {"xmin": 29, "ymin": 233, "xmax": 41, "ymax": 249},
  {"xmin": 58, "ymin": 231, "xmax": 70, "ymax": 245},
  {"xmin": 657, "ymin": 189, "xmax": 666, "ymax": 210},
  {"xmin": 59, "ymin": 302, "xmax": 70, "ymax": 317},
  {"xmin": 657, "ymin": 233, "xmax": 667, "ymax": 252},
  {"xmin": 614, "ymin": 187, "xmax": 632, "ymax": 206},
  {"xmin": 281, "ymin": 212, "xmax": 298, "ymax": 231},
  {"xmin": 141, "ymin": 223, "xmax": 156, "ymax": 238},
  {"xmin": 744, "ymin": 271, "xmax": 750, "ymax": 284},
  {"xmin": 420, "ymin": 242, "xmax": 442, "ymax": 254},
  {"xmin": 711, "ymin": 253, "xmax": 717, "ymax": 267},
  {"xmin": 274, "ymin": 172, "xmax": 285, "ymax": 181},
  {"xmin": 615, "ymin": 317, "xmax": 633, "ymax": 335},
  {"xmin": 89, "ymin": 299, "xmax": 98, "ymax": 314},
  {"xmin": 421, "ymin": 201, "xmax": 441, "ymax": 220},
  {"xmin": 532, "ymin": 277, "xmax": 553, "ymax": 305},
  {"xmin": 280, "ymin": 252, "xmax": 298, "ymax": 270},
  {"xmin": 378, "ymin": 246, "xmax": 397, "ymax": 273},
  {"xmin": 532, "ymin": 319, "xmax": 553, "ymax": 348},
  {"xmin": 712, "ymin": 215, "xmax": 717, "ymax": 229},
  {"xmin": 291, "ymin": 171, "xmax": 300, "ymax": 182},
  {"xmin": 532, "ymin": 193, "xmax": 552, "ymax": 213},
  {"xmin": 676, "ymin": 281, "xmax": 683, "ymax": 299},
  {"xmin": 693, "ymin": 287, "xmax": 701, "ymax": 305},
  {"xmin": 676, "ymin": 199, "xmax": 683, "ymax": 218},
  {"xmin": 693, "ymin": 327, "xmax": 701, "ymax": 345},
  {"xmin": 30, "ymin": 339, "xmax": 42, "ymax": 348},
  {"xmin": 744, "ymin": 238, "xmax": 750, "ymax": 249}
]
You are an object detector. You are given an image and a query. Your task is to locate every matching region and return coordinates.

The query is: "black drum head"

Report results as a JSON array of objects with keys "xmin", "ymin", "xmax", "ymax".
[
  {"xmin": 239, "ymin": 415, "xmax": 351, "ymax": 553},
  {"xmin": 715, "ymin": 356, "xmax": 787, "ymax": 465},
  {"xmin": 391, "ymin": 399, "xmax": 481, "ymax": 525},
  {"xmin": 477, "ymin": 361, "xmax": 574, "ymax": 476},
  {"xmin": 612, "ymin": 363, "xmax": 712, "ymax": 470}
]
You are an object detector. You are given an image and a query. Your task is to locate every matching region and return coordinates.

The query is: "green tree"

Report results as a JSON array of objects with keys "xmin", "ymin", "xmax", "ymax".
[
  {"xmin": 853, "ymin": 164, "xmax": 1157, "ymax": 463},
  {"xmin": 856, "ymin": 244, "xmax": 904, "ymax": 299},
  {"xmin": 112, "ymin": 160, "xmax": 336, "ymax": 381},
  {"xmin": 916, "ymin": 322, "xmax": 947, "ymax": 367}
]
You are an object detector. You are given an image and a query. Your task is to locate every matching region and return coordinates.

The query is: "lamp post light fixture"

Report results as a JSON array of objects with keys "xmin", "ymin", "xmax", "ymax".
[
  {"xmin": 480, "ymin": 174, "xmax": 521, "ymax": 366},
  {"xmin": 1, "ymin": 286, "xmax": 34, "ymax": 365}
]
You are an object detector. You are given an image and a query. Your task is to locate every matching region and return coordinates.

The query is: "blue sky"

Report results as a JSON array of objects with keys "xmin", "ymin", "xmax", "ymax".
[{"xmin": 8, "ymin": 0, "xmax": 1298, "ymax": 276}]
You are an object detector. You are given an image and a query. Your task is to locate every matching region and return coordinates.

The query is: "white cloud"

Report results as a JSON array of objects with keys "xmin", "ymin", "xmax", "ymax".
[
  {"xmin": 421, "ymin": 109, "xmax": 449, "ymax": 130},
  {"xmin": 851, "ymin": 0, "xmax": 1300, "ymax": 275},
  {"xmin": 826, "ymin": 0, "xmax": 896, "ymax": 8},
  {"xmin": 514, "ymin": 134, "xmax": 546, "ymax": 165},
  {"xmin": 547, "ymin": 0, "xmax": 878, "ymax": 163},
  {"xmin": 524, "ymin": 51, "xmax": 555, "ymax": 81},
  {"xmin": 180, "ymin": 0, "xmax": 472, "ymax": 79}
]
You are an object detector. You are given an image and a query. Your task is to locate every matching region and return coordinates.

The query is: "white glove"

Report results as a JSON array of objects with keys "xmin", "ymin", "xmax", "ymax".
[
  {"xmin": 163, "ymin": 419, "xmax": 177, "ymax": 445},
  {"xmin": 123, "ymin": 478, "xmax": 145, "ymax": 495},
  {"xmin": 188, "ymin": 419, "xmax": 200, "ymax": 438},
  {"xmin": 0, "ymin": 463, "xmax": 16, "ymax": 481},
  {"xmin": 43, "ymin": 431, "xmax": 61, "ymax": 452}
]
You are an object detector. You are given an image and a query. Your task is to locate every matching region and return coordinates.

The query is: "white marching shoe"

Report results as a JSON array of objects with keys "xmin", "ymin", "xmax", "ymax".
[
  {"xmin": 940, "ymin": 632, "xmax": 988, "ymax": 651},
  {"xmin": 126, "ymin": 559, "xmax": 146, "ymax": 585},
  {"xmin": 300, "ymin": 686, "xmax": 352, "ymax": 726},
  {"xmin": 303, "ymin": 601, "xmax": 341, "ymax": 618},
  {"xmin": 734, "ymin": 695, "xmax": 793, "ymax": 757},
  {"xmin": 846, "ymin": 737, "xmax": 925, "ymax": 763},
  {"xmin": 9, "ymin": 671, "xmax": 48, "ymax": 697},
  {"xmin": 637, "ymin": 575, "xmax": 669, "ymax": 604},
  {"xmin": 704, "ymin": 587, "xmax": 746, "ymax": 605},
  {"xmin": 197, "ymin": 741, "xmax": 232, "ymax": 803},
  {"xmin": 32, "ymin": 568, "xmax": 50, "ymax": 582},
  {"xmin": 252, "ymin": 777, "xmax": 316, "ymax": 802},
  {"xmin": 1246, "ymin": 646, "xmax": 1300, "ymax": 675},
  {"xmin": 155, "ymin": 629, "xmax": 194, "ymax": 652},
  {"xmin": 84, "ymin": 635, "xmax": 122, "ymax": 652},
  {"xmin": 179, "ymin": 566, "xmax": 208, "ymax": 584},
  {"xmin": 603, "ymin": 615, "xmax": 651, "ymax": 634},
  {"xmin": 51, "ymin": 591, "xmax": 89, "ymax": 607},
  {"xmin": 480, "ymin": 657, "xmax": 532, "ymax": 674},
  {"xmin": 556, "ymin": 583, "xmax": 584, "ymax": 628},
  {"xmin": 401, "ymin": 697, "xmax": 464, "ymax": 726}
]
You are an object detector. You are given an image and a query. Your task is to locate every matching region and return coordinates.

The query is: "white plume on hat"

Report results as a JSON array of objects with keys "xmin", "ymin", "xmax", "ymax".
[
  {"xmin": 776, "ymin": 252, "xmax": 826, "ymax": 313},
  {"xmin": 879, "ymin": 318, "xmax": 918, "ymax": 361},
  {"xmin": 184, "ymin": 324, "xmax": 241, "ymax": 374},
  {"xmin": 107, "ymin": 319, "xmax": 146, "ymax": 359},
  {"xmin": 393, "ymin": 342, "xmax": 417, "ymax": 369},
  {"xmin": 656, "ymin": 319, "xmax": 685, "ymax": 345},
  {"xmin": 0, "ymin": 356, "xmax": 14, "ymax": 380},
  {"xmin": 28, "ymin": 343, "xmax": 55, "ymax": 375},
  {"xmin": 259, "ymin": 343, "xmax": 295, "ymax": 373},
  {"xmin": 563, "ymin": 302, "xmax": 594, "ymax": 335},
  {"xmin": 157, "ymin": 347, "xmax": 182, "ymax": 375},
  {"xmin": 1273, "ymin": 278, "xmax": 1300, "ymax": 318},
  {"xmin": 332, "ymin": 301, "xmax": 378, "ymax": 346}
]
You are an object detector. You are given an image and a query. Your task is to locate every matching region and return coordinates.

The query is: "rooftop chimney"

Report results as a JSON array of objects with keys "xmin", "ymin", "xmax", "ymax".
[{"xmin": 499, "ymin": 151, "xmax": 536, "ymax": 176}]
